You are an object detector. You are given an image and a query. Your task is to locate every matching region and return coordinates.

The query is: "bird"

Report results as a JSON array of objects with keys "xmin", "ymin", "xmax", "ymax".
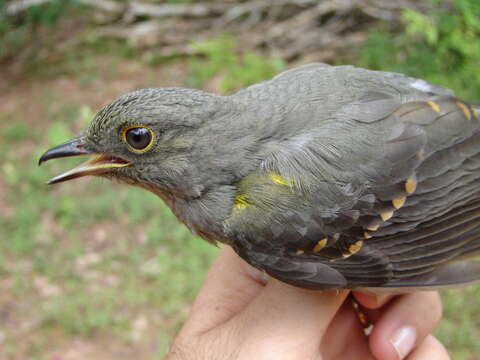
[{"xmin": 39, "ymin": 63, "xmax": 480, "ymax": 290}]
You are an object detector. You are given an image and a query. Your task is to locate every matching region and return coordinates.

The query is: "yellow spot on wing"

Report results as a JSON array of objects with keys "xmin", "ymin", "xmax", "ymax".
[
  {"xmin": 313, "ymin": 238, "xmax": 328, "ymax": 253},
  {"xmin": 234, "ymin": 194, "xmax": 249, "ymax": 209},
  {"xmin": 364, "ymin": 232, "xmax": 372, "ymax": 239},
  {"xmin": 392, "ymin": 197, "xmax": 406, "ymax": 209},
  {"xmin": 349, "ymin": 240, "xmax": 363, "ymax": 253},
  {"xmin": 343, "ymin": 240, "xmax": 363, "ymax": 258},
  {"xmin": 296, "ymin": 249, "xmax": 305, "ymax": 255},
  {"xmin": 456, "ymin": 101, "xmax": 472, "ymax": 120},
  {"xmin": 405, "ymin": 178, "xmax": 417, "ymax": 194},
  {"xmin": 367, "ymin": 223, "xmax": 379, "ymax": 231},
  {"xmin": 269, "ymin": 173, "xmax": 291, "ymax": 186},
  {"xmin": 427, "ymin": 101, "xmax": 441, "ymax": 113},
  {"xmin": 381, "ymin": 210, "xmax": 394, "ymax": 221}
]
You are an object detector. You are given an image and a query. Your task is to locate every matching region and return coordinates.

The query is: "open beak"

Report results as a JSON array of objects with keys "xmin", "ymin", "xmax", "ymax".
[{"xmin": 39, "ymin": 138, "xmax": 131, "ymax": 184}]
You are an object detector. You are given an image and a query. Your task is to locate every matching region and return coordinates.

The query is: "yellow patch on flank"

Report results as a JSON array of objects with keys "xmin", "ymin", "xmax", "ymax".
[
  {"xmin": 367, "ymin": 223, "xmax": 379, "ymax": 231},
  {"xmin": 380, "ymin": 210, "xmax": 394, "ymax": 221},
  {"xmin": 392, "ymin": 196, "xmax": 406, "ymax": 209},
  {"xmin": 269, "ymin": 173, "xmax": 291, "ymax": 186},
  {"xmin": 313, "ymin": 238, "xmax": 328, "ymax": 253},
  {"xmin": 234, "ymin": 194, "xmax": 249, "ymax": 210},
  {"xmin": 456, "ymin": 101, "xmax": 472, "ymax": 120},
  {"xmin": 427, "ymin": 101, "xmax": 441, "ymax": 113},
  {"xmin": 405, "ymin": 178, "xmax": 417, "ymax": 194},
  {"xmin": 364, "ymin": 232, "xmax": 372, "ymax": 239}
]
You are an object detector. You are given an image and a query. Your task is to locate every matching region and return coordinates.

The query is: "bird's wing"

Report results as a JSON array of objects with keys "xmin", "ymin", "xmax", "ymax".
[{"xmin": 224, "ymin": 92, "xmax": 480, "ymax": 289}]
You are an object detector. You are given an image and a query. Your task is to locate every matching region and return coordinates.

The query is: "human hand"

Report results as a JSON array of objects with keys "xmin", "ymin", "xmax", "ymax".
[{"xmin": 167, "ymin": 247, "xmax": 449, "ymax": 360}]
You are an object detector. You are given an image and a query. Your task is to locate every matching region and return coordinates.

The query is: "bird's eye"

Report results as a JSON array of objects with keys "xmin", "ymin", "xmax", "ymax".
[{"xmin": 123, "ymin": 126, "xmax": 154, "ymax": 152}]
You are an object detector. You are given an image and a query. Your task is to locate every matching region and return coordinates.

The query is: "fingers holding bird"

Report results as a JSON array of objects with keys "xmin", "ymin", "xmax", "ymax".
[
  {"xmin": 171, "ymin": 248, "xmax": 448, "ymax": 360},
  {"xmin": 353, "ymin": 291, "xmax": 443, "ymax": 360},
  {"xmin": 177, "ymin": 247, "xmax": 351, "ymax": 359},
  {"xmin": 238, "ymin": 280, "xmax": 349, "ymax": 341}
]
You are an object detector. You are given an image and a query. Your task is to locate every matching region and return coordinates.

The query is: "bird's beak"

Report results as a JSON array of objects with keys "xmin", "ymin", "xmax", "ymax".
[{"xmin": 39, "ymin": 138, "xmax": 131, "ymax": 184}]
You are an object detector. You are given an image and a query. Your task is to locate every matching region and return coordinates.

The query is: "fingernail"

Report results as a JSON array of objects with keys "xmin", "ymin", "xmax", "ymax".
[{"xmin": 390, "ymin": 325, "xmax": 416, "ymax": 359}]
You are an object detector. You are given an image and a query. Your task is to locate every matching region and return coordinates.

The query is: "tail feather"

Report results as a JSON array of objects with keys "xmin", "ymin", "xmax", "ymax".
[{"xmin": 388, "ymin": 260, "xmax": 480, "ymax": 289}]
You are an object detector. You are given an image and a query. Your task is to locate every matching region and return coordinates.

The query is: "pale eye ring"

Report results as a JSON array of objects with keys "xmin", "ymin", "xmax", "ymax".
[{"xmin": 122, "ymin": 126, "xmax": 155, "ymax": 152}]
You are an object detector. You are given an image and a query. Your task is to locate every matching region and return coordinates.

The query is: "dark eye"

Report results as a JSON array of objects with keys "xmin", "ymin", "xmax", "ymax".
[{"xmin": 125, "ymin": 127, "xmax": 153, "ymax": 151}]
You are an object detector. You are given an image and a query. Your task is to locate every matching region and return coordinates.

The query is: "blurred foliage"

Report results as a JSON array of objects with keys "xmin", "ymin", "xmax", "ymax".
[
  {"xmin": 0, "ymin": 0, "xmax": 80, "ymax": 60},
  {"xmin": 0, "ymin": 103, "xmax": 217, "ymax": 356},
  {"xmin": 187, "ymin": 35, "xmax": 285, "ymax": 93},
  {"xmin": 358, "ymin": 0, "xmax": 480, "ymax": 100}
]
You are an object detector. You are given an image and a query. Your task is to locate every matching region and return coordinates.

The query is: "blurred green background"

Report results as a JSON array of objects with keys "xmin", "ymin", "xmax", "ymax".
[{"xmin": 0, "ymin": 0, "xmax": 479, "ymax": 359}]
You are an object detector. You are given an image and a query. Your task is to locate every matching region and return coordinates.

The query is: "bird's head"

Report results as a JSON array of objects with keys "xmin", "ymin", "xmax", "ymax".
[{"xmin": 39, "ymin": 87, "xmax": 224, "ymax": 199}]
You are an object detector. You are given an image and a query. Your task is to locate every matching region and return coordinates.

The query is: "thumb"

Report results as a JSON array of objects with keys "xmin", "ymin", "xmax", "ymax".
[{"xmin": 238, "ymin": 279, "xmax": 350, "ymax": 342}]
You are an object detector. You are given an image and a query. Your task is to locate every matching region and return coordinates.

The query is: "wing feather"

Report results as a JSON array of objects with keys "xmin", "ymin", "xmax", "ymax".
[{"xmin": 225, "ymin": 70, "xmax": 480, "ymax": 289}]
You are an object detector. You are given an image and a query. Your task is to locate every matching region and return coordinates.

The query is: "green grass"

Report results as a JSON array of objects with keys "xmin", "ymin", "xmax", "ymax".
[
  {"xmin": 0, "ymin": 99, "xmax": 218, "ymax": 358},
  {"xmin": 439, "ymin": 287, "xmax": 480, "ymax": 358}
]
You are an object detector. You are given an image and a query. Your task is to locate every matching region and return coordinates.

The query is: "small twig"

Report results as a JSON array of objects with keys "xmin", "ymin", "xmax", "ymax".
[
  {"xmin": 216, "ymin": 0, "xmax": 318, "ymax": 26},
  {"xmin": 126, "ymin": 1, "xmax": 230, "ymax": 19},
  {"xmin": 264, "ymin": 0, "xmax": 355, "ymax": 41}
]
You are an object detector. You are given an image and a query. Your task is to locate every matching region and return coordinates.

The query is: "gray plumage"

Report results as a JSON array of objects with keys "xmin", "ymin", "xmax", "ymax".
[{"xmin": 40, "ymin": 63, "xmax": 480, "ymax": 290}]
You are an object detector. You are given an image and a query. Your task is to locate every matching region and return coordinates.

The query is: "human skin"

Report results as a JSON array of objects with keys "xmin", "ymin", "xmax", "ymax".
[{"xmin": 166, "ymin": 247, "xmax": 450, "ymax": 360}]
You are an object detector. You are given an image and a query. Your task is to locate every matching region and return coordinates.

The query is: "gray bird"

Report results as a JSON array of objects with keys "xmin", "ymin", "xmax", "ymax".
[{"xmin": 39, "ymin": 63, "xmax": 480, "ymax": 290}]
